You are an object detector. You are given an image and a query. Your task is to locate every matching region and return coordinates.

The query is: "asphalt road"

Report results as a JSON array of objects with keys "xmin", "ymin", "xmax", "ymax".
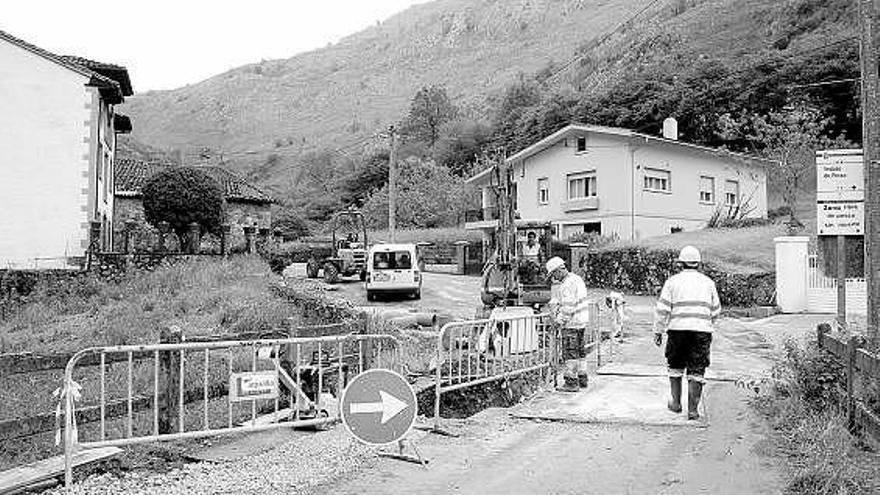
[{"xmin": 284, "ymin": 263, "xmax": 484, "ymax": 320}]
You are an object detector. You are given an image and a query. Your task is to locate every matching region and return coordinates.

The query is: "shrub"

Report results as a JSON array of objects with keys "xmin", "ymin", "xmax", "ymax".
[
  {"xmin": 768, "ymin": 205, "xmax": 792, "ymax": 220},
  {"xmin": 272, "ymin": 211, "xmax": 310, "ymax": 241},
  {"xmin": 143, "ymin": 167, "xmax": 225, "ymax": 242},
  {"xmin": 578, "ymin": 247, "xmax": 775, "ymax": 306},
  {"xmin": 262, "ymin": 242, "xmax": 333, "ymax": 274}
]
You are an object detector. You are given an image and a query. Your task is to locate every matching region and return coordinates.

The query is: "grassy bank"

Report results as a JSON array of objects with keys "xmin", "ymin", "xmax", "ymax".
[
  {"xmin": 0, "ymin": 256, "xmax": 297, "ymax": 354},
  {"xmin": 753, "ymin": 339, "xmax": 880, "ymax": 494}
]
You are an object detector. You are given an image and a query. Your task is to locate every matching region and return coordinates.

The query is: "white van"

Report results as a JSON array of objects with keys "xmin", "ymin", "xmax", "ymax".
[{"xmin": 366, "ymin": 243, "xmax": 421, "ymax": 300}]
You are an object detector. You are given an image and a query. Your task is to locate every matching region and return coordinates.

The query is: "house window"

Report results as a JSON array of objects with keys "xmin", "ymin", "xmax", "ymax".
[
  {"xmin": 537, "ymin": 178, "xmax": 549, "ymax": 205},
  {"xmin": 568, "ymin": 171, "xmax": 597, "ymax": 200},
  {"xmin": 644, "ymin": 168, "xmax": 671, "ymax": 193},
  {"xmin": 699, "ymin": 176, "xmax": 714, "ymax": 203},
  {"xmin": 583, "ymin": 222, "xmax": 602, "ymax": 235},
  {"xmin": 576, "ymin": 136, "xmax": 587, "ymax": 152},
  {"xmin": 724, "ymin": 180, "xmax": 739, "ymax": 206}
]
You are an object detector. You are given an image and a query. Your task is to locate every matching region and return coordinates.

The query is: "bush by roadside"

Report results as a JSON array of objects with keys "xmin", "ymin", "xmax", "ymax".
[
  {"xmin": 577, "ymin": 247, "xmax": 775, "ymax": 307},
  {"xmin": 753, "ymin": 339, "xmax": 880, "ymax": 495}
]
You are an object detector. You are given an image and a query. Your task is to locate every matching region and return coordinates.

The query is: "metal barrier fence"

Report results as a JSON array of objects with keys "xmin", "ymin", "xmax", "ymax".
[
  {"xmin": 433, "ymin": 312, "xmax": 554, "ymax": 430},
  {"xmin": 60, "ymin": 333, "xmax": 400, "ymax": 487},
  {"xmin": 432, "ymin": 304, "xmax": 604, "ymax": 431}
]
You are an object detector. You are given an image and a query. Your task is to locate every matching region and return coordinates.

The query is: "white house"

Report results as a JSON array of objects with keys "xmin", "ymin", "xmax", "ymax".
[
  {"xmin": 465, "ymin": 122, "xmax": 769, "ymax": 242},
  {"xmin": 0, "ymin": 30, "xmax": 133, "ymax": 269}
]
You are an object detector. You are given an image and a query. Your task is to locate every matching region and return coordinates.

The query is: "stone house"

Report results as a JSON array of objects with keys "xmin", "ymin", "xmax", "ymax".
[
  {"xmin": 0, "ymin": 29, "xmax": 133, "ymax": 268},
  {"xmin": 113, "ymin": 159, "xmax": 275, "ymax": 251}
]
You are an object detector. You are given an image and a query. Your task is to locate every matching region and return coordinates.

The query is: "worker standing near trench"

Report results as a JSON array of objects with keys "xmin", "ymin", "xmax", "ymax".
[
  {"xmin": 546, "ymin": 256, "xmax": 591, "ymax": 392},
  {"xmin": 653, "ymin": 245, "xmax": 721, "ymax": 420}
]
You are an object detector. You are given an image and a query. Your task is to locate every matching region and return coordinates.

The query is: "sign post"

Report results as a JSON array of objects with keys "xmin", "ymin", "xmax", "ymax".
[{"xmin": 816, "ymin": 150, "xmax": 866, "ymax": 329}]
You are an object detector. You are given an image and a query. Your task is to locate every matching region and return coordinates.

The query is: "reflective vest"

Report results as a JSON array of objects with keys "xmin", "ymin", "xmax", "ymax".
[
  {"xmin": 654, "ymin": 269, "xmax": 721, "ymax": 334},
  {"xmin": 550, "ymin": 272, "xmax": 592, "ymax": 328}
]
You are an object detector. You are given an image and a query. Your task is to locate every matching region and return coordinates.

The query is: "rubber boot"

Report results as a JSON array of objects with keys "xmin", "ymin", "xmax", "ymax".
[
  {"xmin": 558, "ymin": 360, "xmax": 580, "ymax": 392},
  {"xmin": 667, "ymin": 377, "xmax": 682, "ymax": 413},
  {"xmin": 577, "ymin": 372, "xmax": 589, "ymax": 389},
  {"xmin": 687, "ymin": 380, "xmax": 704, "ymax": 420}
]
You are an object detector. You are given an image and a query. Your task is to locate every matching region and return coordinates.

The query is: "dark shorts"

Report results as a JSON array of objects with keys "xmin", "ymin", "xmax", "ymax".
[
  {"xmin": 665, "ymin": 330, "xmax": 712, "ymax": 376},
  {"xmin": 562, "ymin": 328, "xmax": 587, "ymax": 361}
]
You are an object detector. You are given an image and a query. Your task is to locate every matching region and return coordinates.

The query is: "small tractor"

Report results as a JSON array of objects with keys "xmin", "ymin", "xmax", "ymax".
[{"xmin": 305, "ymin": 209, "xmax": 369, "ymax": 283}]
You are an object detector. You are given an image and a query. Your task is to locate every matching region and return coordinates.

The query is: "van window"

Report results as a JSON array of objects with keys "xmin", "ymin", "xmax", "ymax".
[{"xmin": 373, "ymin": 251, "xmax": 413, "ymax": 270}]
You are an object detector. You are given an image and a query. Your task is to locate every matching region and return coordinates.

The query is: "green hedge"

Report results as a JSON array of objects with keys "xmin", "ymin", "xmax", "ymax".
[
  {"xmin": 577, "ymin": 247, "xmax": 775, "ymax": 307},
  {"xmin": 263, "ymin": 243, "xmax": 334, "ymax": 274}
]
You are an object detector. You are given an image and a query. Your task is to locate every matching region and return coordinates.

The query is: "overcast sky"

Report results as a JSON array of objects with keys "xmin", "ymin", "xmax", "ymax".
[{"xmin": 1, "ymin": 0, "xmax": 429, "ymax": 92}]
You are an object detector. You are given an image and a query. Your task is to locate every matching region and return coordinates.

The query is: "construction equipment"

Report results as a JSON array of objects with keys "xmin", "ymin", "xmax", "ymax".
[
  {"xmin": 306, "ymin": 208, "xmax": 369, "ymax": 283},
  {"xmin": 477, "ymin": 153, "xmax": 554, "ymax": 318}
]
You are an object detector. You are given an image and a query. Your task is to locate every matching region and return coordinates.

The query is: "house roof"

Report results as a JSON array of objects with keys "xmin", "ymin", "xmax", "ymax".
[
  {"xmin": 115, "ymin": 159, "xmax": 275, "ymax": 204},
  {"xmin": 465, "ymin": 123, "xmax": 773, "ymax": 184},
  {"xmin": 0, "ymin": 29, "xmax": 132, "ymax": 102},
  {"xmin": 59, "ymin": 55, "xmax": 134, "ymax": 96}
]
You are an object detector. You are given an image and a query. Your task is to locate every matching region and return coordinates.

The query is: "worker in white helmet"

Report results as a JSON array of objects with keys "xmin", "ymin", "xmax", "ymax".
[
  {"xmin": 653, "ymin": 245, "xmax": 721, "ymax": 420},
  {"xmin": 546, "ymin": 256, "xmax": 592, "ymax": 392}
]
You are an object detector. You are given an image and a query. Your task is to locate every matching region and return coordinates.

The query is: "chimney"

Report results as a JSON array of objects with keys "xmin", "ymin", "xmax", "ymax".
[{"xmin": 662, "ymin": 117, "xmax": 678, "ymax": 140}]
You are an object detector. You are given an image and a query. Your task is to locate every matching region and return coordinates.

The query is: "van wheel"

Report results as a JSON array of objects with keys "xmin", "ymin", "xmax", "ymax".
[
  {"xmin": 359, "ymin": 271, "xmax": 367, "ymax": 282},
  {"xmin": 413, "ymin": 289, "xmax": 421, "ymax": 300},
  {"xmin": 323, "ymin": 263, "xmax": 339, "ymax": 283},
  {"xmin": 366, "ymin": 291, "xmax": 375, "ymax": 302}
]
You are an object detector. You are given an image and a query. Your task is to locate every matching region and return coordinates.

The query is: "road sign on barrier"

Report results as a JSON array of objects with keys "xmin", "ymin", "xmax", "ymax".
[
  {"xmin": 229, "ymin": 371, "xmax": 279, "ymax": 402},
  {"xmin": 341, "ymin": 369, "xmax": 416, "ymax": 445}
]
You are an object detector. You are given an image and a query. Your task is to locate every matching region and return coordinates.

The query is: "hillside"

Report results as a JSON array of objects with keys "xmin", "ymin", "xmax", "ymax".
[{"xmin": 120, "ymin": 0, "xmax": 857, "ymax": 200}]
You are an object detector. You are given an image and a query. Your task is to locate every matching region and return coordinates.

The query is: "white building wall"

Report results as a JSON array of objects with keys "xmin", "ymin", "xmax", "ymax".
[
  {"xmin": 631, "ymin": 139, "xmax": 768, "ymax": 239},
  {"xmin": 499, "ymin": 130, "xmax": 768, "ymax": 241},
  {"xmin": 0, "ymin": 39, "xmax": 93, "ymax": 268}
]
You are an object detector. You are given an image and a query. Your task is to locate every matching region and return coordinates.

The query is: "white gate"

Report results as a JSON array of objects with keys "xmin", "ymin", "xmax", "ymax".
[{"xmin": 806, "ymin": 254, "xmax": 867, "ymax": 314}]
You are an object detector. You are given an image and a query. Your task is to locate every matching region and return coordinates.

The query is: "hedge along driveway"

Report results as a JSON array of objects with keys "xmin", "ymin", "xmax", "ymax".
[{"xmin": 577, "ymin": 247, "xmax": 775, "ymax": 307}]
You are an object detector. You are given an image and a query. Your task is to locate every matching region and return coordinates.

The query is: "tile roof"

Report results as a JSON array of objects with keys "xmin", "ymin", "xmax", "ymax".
[
  {"xmin": 115, "ymin": 159, "xmax": 275, "ymax": 204},
  {"xmin": 0, "ymin": 29, "xmax": 131, "ymax": 101},
  {"xmin": 59, "ymin": 55, "xmax": 133, "ymax": 96}
]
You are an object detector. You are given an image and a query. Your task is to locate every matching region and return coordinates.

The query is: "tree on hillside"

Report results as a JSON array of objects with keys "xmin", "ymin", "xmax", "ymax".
[
  {"xmin": 401, "ymin": 85, "xmax": 458, "ymax": 148},
  {"xmin": 142, "ymin": 167, "xmax": 225, "ymax": 244},
  {"xmin": 339, "ymin": 150, "xmax": 390, "ymax": 206},
  {"xmin": 717, "ymin": 103, "xmax": 851, "ymax": 226},
  {"xmin": 360, "ymin": 157, "xmax": 470, "ymax": 229},
  {"xmin": 490, "ymin": 76, "xmax": 542, "ymax": 150},
  {"xmin": 271, "ymin": 209, "xmax": 310, "ymax": 241},
  {"xmin": 433, "ymin": 118, "xmax": 492, "ymax": 177}
]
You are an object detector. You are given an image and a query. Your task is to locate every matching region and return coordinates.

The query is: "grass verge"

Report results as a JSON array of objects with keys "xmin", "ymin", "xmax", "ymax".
[
  {"xmin": 0, "ymin": 256, "xmax": 297, "ymax": 354},
  {"xmin": 752, "ymin": 338, "xmax": 880, "ymax": 494}
]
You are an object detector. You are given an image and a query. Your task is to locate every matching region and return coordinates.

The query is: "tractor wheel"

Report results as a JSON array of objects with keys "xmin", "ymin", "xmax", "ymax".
[
  {"xmin": 323, "ymin": 262, "xmax": 340, "ymax": 283},
  {"xmin": 306, "ymin": 258, "xmax": 320, "ymax": 278}
]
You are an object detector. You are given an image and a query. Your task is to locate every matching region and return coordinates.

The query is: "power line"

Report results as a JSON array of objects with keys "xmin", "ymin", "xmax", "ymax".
[
  {"xmin": 787, "ymin": 78, "xmax": 859, "ymax": 90},
  {"xmin": 543, "ymin": 0, "xmax": 665, "ymax": 86}
]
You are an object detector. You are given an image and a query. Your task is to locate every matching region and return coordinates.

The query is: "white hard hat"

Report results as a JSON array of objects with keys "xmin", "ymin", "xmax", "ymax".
[
  {"xmin": 678, "ymin": 245, "xmax": 701, "ymax": 263},
  {"xmin": 546, "ymin": 257, "xmax": 566, "ymax": 273}
]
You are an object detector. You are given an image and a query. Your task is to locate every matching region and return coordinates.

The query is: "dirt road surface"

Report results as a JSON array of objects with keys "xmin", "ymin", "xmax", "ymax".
[{"xmin": 309, "ymin": 272, "xmax": 830, "ymax": 495}]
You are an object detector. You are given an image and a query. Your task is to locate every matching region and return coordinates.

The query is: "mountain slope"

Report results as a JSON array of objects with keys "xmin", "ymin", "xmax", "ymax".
[{"xmin": 121, "ymin": 0, "xmax": 856, "ymax": 196}]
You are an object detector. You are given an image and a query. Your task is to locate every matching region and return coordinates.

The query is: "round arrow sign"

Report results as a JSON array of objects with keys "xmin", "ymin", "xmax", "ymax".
[{"xmin": 340, "ymin": 369, "xmax": 417, "ymax": 446}]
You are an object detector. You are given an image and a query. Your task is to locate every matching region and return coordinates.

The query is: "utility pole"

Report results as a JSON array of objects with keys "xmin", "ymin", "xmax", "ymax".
[
  {"xmin": 860, "ymin": 0, "xmax": 880, "ymax": 345},
  {"xmin": 387, "ymin": 125, "xmax": 398, "ymax": 243}
]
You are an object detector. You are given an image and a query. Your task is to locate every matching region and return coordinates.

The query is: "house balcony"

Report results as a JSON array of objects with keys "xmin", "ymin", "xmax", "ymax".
[
  {"xmin": 465, "ymin": 206, "xmax": 500, "ymax": 230},
  {"xmin": 562, "ymin": 196, "xmax": 600, "ymax": 212}
]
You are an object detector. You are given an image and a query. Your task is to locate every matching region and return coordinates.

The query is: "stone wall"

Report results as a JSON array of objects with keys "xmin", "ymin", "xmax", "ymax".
[{"xmin": 112, "ymin": 196, "xmax": 271, "ymax": 253}]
